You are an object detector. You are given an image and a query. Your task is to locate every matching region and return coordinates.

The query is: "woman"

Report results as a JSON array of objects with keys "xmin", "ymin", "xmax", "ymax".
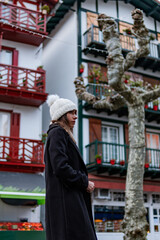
[{"xmin": 45, "ymin": 94, "xmax": 97, "ymax": 240}]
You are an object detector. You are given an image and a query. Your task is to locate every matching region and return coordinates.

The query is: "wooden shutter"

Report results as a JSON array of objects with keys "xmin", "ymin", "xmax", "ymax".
[
  {"xmin": 87, "ymin": 12, "xmax": 98, "ymax": 28},
  {"xmin": 87, "ymin": 12, "xmax": 99, "ymax": 42},
  {"xmin": 10, "ymin": 112, "xmax": 20, "ymax": 137},
  {"xmin": 89, "ymin": 118, "xmax": 102, "ymax": 159},
  {"xmin": 89, "ymin": 118, "xmax": 101, "ymax": 142},
  {"xmin": 10, "ymin": 113, "xmax": 20, "ymax": 160},
  {"xmin": 12, "ymin": 49, "xmax": 19, "ymax": 85}
]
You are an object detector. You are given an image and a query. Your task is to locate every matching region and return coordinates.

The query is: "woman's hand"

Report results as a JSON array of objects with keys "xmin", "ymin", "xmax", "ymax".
[{"xmin": 86, "ymin": 181, "xmax": 95, "ymax": 193}]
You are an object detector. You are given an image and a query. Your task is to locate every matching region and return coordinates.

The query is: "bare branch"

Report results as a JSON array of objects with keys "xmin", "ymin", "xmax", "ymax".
[
  {"xmin": 93, "ymin": 94, "xmax": 126, "ymax": 111},
  {"xmin": 124, "ymin": 9, "xmax": 150, "ymax": 72},
  {"xmin": 97, "ymin": 14, "xmax": 124, "ymax": 89},
  {"xmin": 74, "ymin": 77, "xmax": 97, "ymax": 104},
  {"xmin": 141, "ymin": 87, "xmax": 160, "ymax": 103}
]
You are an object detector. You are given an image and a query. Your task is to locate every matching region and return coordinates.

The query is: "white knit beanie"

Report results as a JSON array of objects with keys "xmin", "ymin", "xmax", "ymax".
[{"xmin": 47, "ymin": 94, "xmax": 77, "ymax": 121}]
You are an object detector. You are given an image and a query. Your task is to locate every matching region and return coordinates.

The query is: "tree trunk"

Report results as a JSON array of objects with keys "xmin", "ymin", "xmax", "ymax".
[{"xmin": 122, "ymin": 104, "xmax": 148, "ymax": 240}]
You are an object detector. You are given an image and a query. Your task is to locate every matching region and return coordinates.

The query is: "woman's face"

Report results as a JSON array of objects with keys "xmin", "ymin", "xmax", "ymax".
[{"xmin": 66, "ymin": 110, "xmax": 77, "ymax": 129}]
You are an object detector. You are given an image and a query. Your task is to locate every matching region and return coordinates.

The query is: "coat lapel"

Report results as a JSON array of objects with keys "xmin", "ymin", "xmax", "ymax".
[{"xmin": 68, "ymin": 137, "xmax": 87, "ymax": 172}]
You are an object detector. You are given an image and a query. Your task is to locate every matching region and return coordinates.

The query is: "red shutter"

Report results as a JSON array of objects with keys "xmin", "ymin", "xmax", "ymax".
[
  {"xmin": 12, "ymin": 49, "xmax": 19, "ymax": 84},
  {"xmin": 10, "ymin": 113, "xmax": 20, "ymax": 160},
  {"xmin": 124, "ymin": 124, "xmax": 129, "ymax": 145},
  {"xmin": 10, "ymin": 112, "xmax": 20, "ymax": 137}
]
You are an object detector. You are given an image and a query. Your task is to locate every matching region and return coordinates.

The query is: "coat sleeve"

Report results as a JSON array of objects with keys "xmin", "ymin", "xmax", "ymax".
[{"xmin": 48, "ymin": 127, "xmax": 88, "ymax": 190}]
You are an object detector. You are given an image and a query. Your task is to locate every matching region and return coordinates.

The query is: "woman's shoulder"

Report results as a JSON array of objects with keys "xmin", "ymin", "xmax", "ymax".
[{"xmin": 48, "ymin": 124, "xmax": 68, "ymax": 138}]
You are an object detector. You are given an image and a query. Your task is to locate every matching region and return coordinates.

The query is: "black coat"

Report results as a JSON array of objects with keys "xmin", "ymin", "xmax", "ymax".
[{"xmin": 44, "ymin": 124, "xmax": 97, "ymax": 240}]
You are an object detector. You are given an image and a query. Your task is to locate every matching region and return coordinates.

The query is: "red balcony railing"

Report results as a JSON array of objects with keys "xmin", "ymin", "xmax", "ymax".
[
  {"xmin": 0, "ymin": 2, "xmax": 47, "ymax": 33},
  {"xmin": 0, "ymin": 63, "xmax": 46, "ymax": 93},
  {"xmin": 0, "ymin": 136, "xmax": 44, "ymax": 173}
]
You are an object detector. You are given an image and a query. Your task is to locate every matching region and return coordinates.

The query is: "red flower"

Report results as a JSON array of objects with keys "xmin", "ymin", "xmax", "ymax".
[
  {"xmin": 110, "ymin": 159, "xmax": 115, "ymax": 165},
  {"xmin": 79, "ymin": 68, "xmax": 84, "ymax": 74},
  {"xmin": 96, "ymin": 158, "xmax": 102, "ymax": 164},
  {"xmin": 145, "ymin": 163, "xmax": 149, "ymax": 169},
  {"xmin": 120, "ymin": 160, "xmax": 125, "ymax": 166}
]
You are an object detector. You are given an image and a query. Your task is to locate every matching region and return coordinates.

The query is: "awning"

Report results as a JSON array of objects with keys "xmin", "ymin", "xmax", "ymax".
[{"xmin": 0, "ymin": 172, "xmax": 45, "ymax": 205}]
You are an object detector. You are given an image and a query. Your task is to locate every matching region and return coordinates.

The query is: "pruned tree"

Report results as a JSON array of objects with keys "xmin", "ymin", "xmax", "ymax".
[{"xmin": 74, "ymin": 9, "xmax": 160, "ymax": 240}]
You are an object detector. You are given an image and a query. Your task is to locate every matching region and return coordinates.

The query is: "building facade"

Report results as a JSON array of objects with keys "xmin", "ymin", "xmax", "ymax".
[
  {"xmin": 0, "ymin": 0, "xmax": 58, "ymax": 239},
  {"xmin": 43, "ymin": 1, "xmax": 160, "ymax": 240}
]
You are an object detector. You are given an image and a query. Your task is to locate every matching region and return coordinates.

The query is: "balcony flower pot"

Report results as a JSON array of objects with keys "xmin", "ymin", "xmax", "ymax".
[
  {"xmin": 153, "ymin": 105, "xmax": 158, "ymax": 111},
  {"xmin": 79, "ymin": 64, "xmax": 84, "ymax": 74},
  {"xmin": 144, "ymin": 104, "xmax": 148, "ymax": 109},
  {"xmin": 120, "ymin": 160, "xmax": 125, "ymax": 166},
  {"xmin": 144, "ymin": 163, "xmax": 149, "ymax": 169},
  {"xmin": 123, "ymin": 28, "xmax": 132, "ymax": 35},
  {"xmin": 96, "ymin": 158, "xmax": 102, "ymax": 164},
  {"xmin": 153, "ymin": 99, "xmax": 159, "ymax": 111},
  {"xmin": 41, "ymin": 4, "xmax": 50, "ymax": 14},
  {"xmin": 95, "ymin": 154, "xmax": 102, "ymax": 165},
  {"xmin": 110, "ymin": 159, "xmax": 115, "ymax": 165},
  {"xmin": 37, "ymin": 65, "xmax": 44, "ymax": 71}
]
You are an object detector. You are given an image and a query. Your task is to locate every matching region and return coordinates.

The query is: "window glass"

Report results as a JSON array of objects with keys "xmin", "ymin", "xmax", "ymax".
[
  {"xmin": 113, "ymin": 192, "xmax": 125, "ymax": 202},
  {"xmin": 146, "ymin": 133, "xmax": 160, "ymax": 168},
  {"xmin": 102, "ymin": 126, "xmax": 120, "ymax": 162},
  {"xmin": 0, "ymin": 112, "xmax": 10, "ymax": 136},
  {"xmin": 153, "ymin": 207, "xmax": 160, "ymax": 232},
  {"xmin": 152, "ymin": 194, "xmax": 160, "ymax": 203},
  {"xmin": 0, "ymin": 49, "xmax": 12, "ymax": 65}
]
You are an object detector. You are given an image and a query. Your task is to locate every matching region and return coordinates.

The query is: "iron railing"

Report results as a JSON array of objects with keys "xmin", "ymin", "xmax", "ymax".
[
  {"xmin": 0, "ymin": 64, "xmax": 46, "ymax": 93},
  {"xmin": 83, "ymin": 25, "xmax": 160, "ymax": 59},
  {"xmin": 0, "ymin": 136, "xmax": 44, "ymax": 165},
  {"xmin": 86, "ymin": 140, "xmax": 160, "ymax": 169},
  {"xmin": 86, "ymin": 83, "xmax": 160, "ymax": 111},
  {"xmin": 0, "ymin": 2, "xmax": 47, "ymax": 33}
]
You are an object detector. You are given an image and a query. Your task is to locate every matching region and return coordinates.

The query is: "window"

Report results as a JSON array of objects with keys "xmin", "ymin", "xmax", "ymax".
[
  {"xmin": 152, "ymin": 207, "xmax": 160, "ymax": 232},
  {"xmin": 0, "ymin": 49, "xmax": 12, "ymax": 65},
  {"xmin": 0, "ymin": 112, "xmax": 11, "ymax": 136},
  {"xmin": 102, "ymin": 125, "xmax": 121, "ymax": 162},
  {"xmin": 146, "ymin": 132, "xmax": 160, "ymax": 167},
  {"xmin": 94, "ymin": 205, "xmax": 124, "ymax": 232},
  {"xmin": 113, "ymin": 192, "xmax": 125, "ymax": 202},
  {"xmin": 152, "ymin": 194, "xmax": 160, "ymax": 203},
  {"xmin": 94, "ymin": 204, "xmax": 149, "ymax": 233}
]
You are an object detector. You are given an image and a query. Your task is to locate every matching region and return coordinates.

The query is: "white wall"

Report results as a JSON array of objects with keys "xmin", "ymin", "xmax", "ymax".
[
  {"xmin": 0, "ymin": 102, "xmax": 42, "ymax": 140},
  {"xmin": 2, "ymin": 40, "xmax": 43, "ymax": 70},
  {"xmin": 81, "ymin": 0, "xmax": 96, "ymax": 12},
  {"xmin": 118, "ymin": 1, "xmax": 135, "ymax": 23},
  {"xmin": 119, "ymin": 1, "xmax": 155, "ymax": 30},
  {"xmin": 0, "ymin": 199, "xmax": 40, "ymax": 222},
  {"xmin": 98, "ymin": 0, "xmax": 117, "ymax": 18},
  {"xmin": 42, "ymin": 5, "xmax": 78, "ymax": 140}
]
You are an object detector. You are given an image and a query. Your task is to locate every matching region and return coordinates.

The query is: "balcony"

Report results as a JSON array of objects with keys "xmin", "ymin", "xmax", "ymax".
[
  {"xmin": 85, "ymin": 140, "xmax": 160, "ymax": 179},
  {"xmin": 0, "ymin": 64, "xmax": 47, "ymax": 106},
  {"xmin": 85, "ymin": 83, "xmax": 160, "ymax": 123},
  {"xmin": 0, "ymin": 2, "xmax": 47, "ymax": 46},
  {"xmin": 83, "ymin": 25, "xmax": 160, "ymax": 71},
  {"xmin": 0, "ymin": 136, "xmax": 44, "ymax": 173}
]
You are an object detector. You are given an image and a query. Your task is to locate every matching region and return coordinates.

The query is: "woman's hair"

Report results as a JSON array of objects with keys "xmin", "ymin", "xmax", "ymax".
[{"xmin": 52, "ymin": 112, "xmax": 76, "ymax": 143}]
